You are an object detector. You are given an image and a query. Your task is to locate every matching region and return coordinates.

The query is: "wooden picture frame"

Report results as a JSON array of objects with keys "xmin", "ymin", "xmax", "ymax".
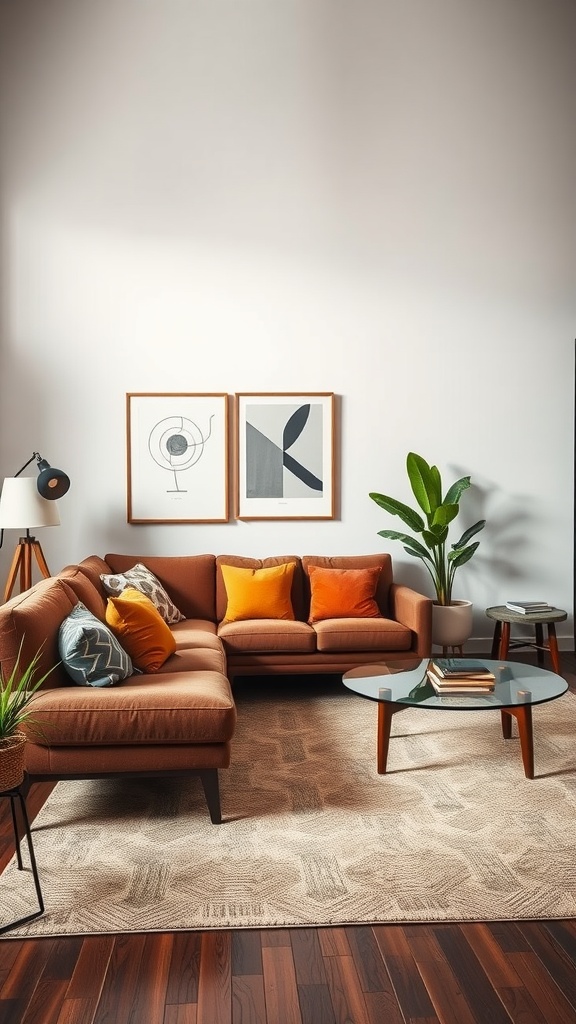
[
  {"xmin": 127, "ymin": 393, "xmax": 229, "ymax": 523},
  {"xmin": 234, "ymin": 392, "xmax": 335, "ymax": 520}
]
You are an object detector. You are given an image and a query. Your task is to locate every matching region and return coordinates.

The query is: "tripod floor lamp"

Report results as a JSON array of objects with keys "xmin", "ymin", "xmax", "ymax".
[{"xmin": 0, "ymin": 453, "xmax": 71, "ymax": 603}]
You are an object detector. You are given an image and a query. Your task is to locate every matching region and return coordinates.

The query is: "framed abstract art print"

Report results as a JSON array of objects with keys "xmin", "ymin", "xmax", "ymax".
[
  {"xmin": 127, "ymin": 393, "xmax": 229, "ymax": 523},
  {"xmin": 234, "ymin": 392, "xmax": 335, "ymax": 520}
]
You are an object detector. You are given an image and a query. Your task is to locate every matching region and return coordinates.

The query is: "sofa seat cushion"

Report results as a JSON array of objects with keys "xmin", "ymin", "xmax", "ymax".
[
  {"xmin": 312, "ymin": 617, "xmax": 412, "ymax": 652},
  {"xmin": 162, "ymin": 646, "xmax": 227, "ymax": 675},
  {"xmin": 218, "ymin": 619, "xmax": 316, "ymax": 654},
  {"xmin": 26, "ymin": 672, "xmax": 236, "ymax": 746},
  {"xmin": 170, "ymin": 619, "xmax": 222, "ymax": 652}
]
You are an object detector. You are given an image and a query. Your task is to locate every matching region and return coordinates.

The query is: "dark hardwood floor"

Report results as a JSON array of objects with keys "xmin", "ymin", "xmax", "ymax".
[{"xmin": 1, "ymin": 651, "xmax": 575, "ymax": 1024}]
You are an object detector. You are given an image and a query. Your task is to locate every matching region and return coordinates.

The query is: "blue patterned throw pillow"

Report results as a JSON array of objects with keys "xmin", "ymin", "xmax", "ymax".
[{"xmin": 59, "ymin": 602, "xmax": 134, "ymax": 687}]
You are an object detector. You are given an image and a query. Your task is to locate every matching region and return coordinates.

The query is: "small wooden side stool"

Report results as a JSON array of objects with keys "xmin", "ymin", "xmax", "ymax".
[{"xmin": 485, "ymin": 605, "xmax": 567, "ymax": 676}]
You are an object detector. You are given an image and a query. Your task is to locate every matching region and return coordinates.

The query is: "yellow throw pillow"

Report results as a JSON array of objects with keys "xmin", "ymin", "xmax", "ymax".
[
  {"xmin": 308, "ymin": 565, "xmax": 382, "ymax": 623},
  {"xmin": 221, "ymin": 562, "xmax": 296, "ymax": 622},
  {"xmin": 105, "ymin": 587, "xmax": 176, "ymax": 672}
]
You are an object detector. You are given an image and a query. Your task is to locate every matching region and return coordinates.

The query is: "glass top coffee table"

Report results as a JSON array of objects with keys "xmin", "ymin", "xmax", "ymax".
[{"xmin": 342, "ymin": 658, "xmax": 568, "ymax": 779}]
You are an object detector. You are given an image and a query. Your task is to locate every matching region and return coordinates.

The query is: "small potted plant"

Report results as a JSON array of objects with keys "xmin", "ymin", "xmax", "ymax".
[
  {"xmin": 369, "ymin": 452, "xmax": 486, "ymax": 648},
  {"xmin": 0, "ymin": 643, "xmax": 53, "ymax": 791}
]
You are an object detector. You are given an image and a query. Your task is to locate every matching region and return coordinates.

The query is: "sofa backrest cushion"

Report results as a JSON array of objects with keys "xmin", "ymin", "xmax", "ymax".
[
  {"xmin": 105, "ymin": 554, "xmax": 216, "ymax": 621},
  {"xmin": 59, "ymin": 565, "xmax": 108, "ymax": 619},
  {"xmin": 302, "ymin": 554, "xmax": 393, "ymax": 617},
  {"xmin": 216, "ymin": 555, "xmax": 306, "ymax": 622},
  {"xmin": 74, "ymin": 555, "xmax": 115, "ymax": 595},
  {"xmin": 0, "ymin": 578, "xmax": 75, "ymax": 690}
]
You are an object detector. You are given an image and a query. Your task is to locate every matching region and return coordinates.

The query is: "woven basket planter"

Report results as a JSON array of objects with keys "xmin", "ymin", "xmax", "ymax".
[{"xmin": 0, "ymin": 731, "xmax": 27, "ymax": 791}]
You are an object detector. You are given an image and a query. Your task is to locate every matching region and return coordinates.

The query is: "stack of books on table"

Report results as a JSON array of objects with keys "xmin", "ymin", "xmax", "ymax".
[
  {"xmin": 505, "ymin": 600, "xmax": 552, "ymax": 614},
  {"xmin": 426, "ymin": 659, "xmax": 496, "ymax": 695}
]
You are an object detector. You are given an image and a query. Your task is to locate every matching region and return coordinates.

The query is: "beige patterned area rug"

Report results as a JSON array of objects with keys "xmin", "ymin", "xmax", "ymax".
[{"xmin": 2, "ymin": 679, "xmax": 576, "ymax": 937}]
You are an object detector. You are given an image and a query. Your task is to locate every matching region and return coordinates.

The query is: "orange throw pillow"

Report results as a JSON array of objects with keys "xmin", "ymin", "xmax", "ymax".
[
  {"xmin": 308, "ymin": 565, "xmax": 382, "ymax": 623},
  {"xmin": 105, "ymin": 587, "xmax": 176, "ymax": 672},
  {"xmin": 221, "ymin": 562, "xmax": 296, "ymax": 622}
]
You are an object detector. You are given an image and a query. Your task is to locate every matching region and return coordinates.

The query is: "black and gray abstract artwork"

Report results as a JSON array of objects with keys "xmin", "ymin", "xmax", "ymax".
[{"xmin": 245, "ymin": 403, "xmax": 323, "ymax": 499}]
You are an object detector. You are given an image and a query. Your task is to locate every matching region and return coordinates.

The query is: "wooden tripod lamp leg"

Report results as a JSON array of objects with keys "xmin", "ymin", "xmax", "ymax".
[
  {"xmin": 21, "ymin": 539, "xmax": 32, "ymax": 593},
  {"xmin": 3, "ymin": 545, "xmax": 25, "ymax": 603},
  {"xmin": 31, "ymin": 540, "xmax": 51, "ymax": 580},
  {"xmin": 2, "ymin": 537, "xmax": 51, "ymax": 603}
]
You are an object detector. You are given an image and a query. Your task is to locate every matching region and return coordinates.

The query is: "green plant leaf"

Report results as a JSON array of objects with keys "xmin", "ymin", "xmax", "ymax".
[
  {"xmin": 0, "ymin": 640, "xmax": 55, "ymax": 741},
  {"xmin": 376, "ymin": 530, "xmax": 432, "ymax": 561},
  {"xmin": 452, "ymin": 519, "xmax": 486, "ymax": 549},
  {"xmin": 422, "ymin": 528, "xmax": 447, "ymax": 547},
  {"xmin": 406, "ymin": 453, "xmax": 440, "ymax": 514},
  {"xmin": 430, "ymin": 465, "xmax": 442, "ymax": 506},
  {"xmin": 448, "ymin": 541, "xmax": 480, "ymax": 567},
  {"xmin": 369, "ymin": 493, "xmax": 425, "ymax": 533},
  {"xmin": 430, "ymin": 503, "xmax": 459, "ymax": 528},
  {"xmin": 443, "ymin": 475, "xmax": 471, "ymax": 505}
]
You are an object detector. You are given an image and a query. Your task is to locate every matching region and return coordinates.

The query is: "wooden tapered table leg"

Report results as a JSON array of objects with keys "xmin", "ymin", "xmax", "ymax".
[
  {"xmin": 547, "ymin": 623, "xmax": 561, "ymax": 675},
  {"xmin": 501, "ymin": 705, "xmax": 534, "ymax": 779},
  {"xmin": 534, "ymin": 623, "xmax": 545, "ymax": 667},
  {"xmin": 499, "ymin": 620, "xmax": 511, "ymax": 659},
  {"xmin": 486, "ymin": 606, "xmax": 567, "ymax": 676},
  {"xmin": 490, "ymin": 620, "xmax": 502, "ymax": 658},
  {"xmin": 377, "ymin": 702, "xmax": 391, "ymax": 774},
  {"xmin": 377, "ymin": 702, "xmax": 406, "ymax": 774}
]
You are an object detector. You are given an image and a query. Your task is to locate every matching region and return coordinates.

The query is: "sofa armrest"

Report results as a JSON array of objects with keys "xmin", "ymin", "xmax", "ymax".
[{"xmin": 389, "ymin": 584, "xmax": 432, "ymax": 657}]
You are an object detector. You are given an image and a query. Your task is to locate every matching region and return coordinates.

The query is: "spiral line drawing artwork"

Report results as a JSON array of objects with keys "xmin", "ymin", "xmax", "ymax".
[{"xmin": 148, "ymin": 414, "xmax": 214, "ymax": 492}]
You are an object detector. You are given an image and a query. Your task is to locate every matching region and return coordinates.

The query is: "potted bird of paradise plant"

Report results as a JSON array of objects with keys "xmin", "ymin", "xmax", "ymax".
[{"xmin": 369, "ymin": 452, "xmax": 486, "ymax": 648}]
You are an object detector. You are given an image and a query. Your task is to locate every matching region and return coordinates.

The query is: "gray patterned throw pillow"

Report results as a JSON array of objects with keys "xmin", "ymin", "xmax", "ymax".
[
  {"xmin": 59, "ymin": 602, "xmax": 134, "ymax": 687},
  {"xmin": 99, "ymin": 563, "xmax": 185, "ymax": 624}
]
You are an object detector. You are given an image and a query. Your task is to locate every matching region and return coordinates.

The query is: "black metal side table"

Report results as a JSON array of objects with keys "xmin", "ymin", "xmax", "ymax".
[{"xmin": 0, "ymin": 777, "xmax": 44, "ymax": 935}]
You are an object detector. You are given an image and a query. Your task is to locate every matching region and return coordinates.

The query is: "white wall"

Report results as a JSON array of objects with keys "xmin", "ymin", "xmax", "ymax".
[{"xmin": 1, "ymin": 0, "xmax": 575, "ymax": 646}]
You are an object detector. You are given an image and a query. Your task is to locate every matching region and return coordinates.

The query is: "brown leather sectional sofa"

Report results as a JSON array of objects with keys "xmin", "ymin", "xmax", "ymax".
[{"xmin": 0, "ymin": 552, "xmax": 432, "ymax": 822}]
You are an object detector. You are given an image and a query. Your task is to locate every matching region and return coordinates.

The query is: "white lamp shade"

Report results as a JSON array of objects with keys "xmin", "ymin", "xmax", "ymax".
[{"xmin": 0, "ymin": 476, "xmax": 61, "ymax": 529}]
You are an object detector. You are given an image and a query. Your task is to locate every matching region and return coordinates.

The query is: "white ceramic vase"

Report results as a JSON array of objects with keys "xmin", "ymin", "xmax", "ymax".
[{"xmin": 432, "ymin": 600, "xmax": 473, "ymax": 649}]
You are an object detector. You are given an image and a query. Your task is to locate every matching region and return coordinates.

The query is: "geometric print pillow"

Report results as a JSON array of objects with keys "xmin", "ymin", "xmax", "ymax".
[
  {"xmin": 58, "ymin": 602, "xmax": 134, "ymax": 687},
  {"xmin": 100, "ymin": 563, "xmax": 185, "ymax": 625}
]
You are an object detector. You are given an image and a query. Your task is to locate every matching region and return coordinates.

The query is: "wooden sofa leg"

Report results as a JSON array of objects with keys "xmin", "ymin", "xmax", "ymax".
[{"xmin": 199, "ymin": 770, "xmax": 222, "ymax": 824}]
